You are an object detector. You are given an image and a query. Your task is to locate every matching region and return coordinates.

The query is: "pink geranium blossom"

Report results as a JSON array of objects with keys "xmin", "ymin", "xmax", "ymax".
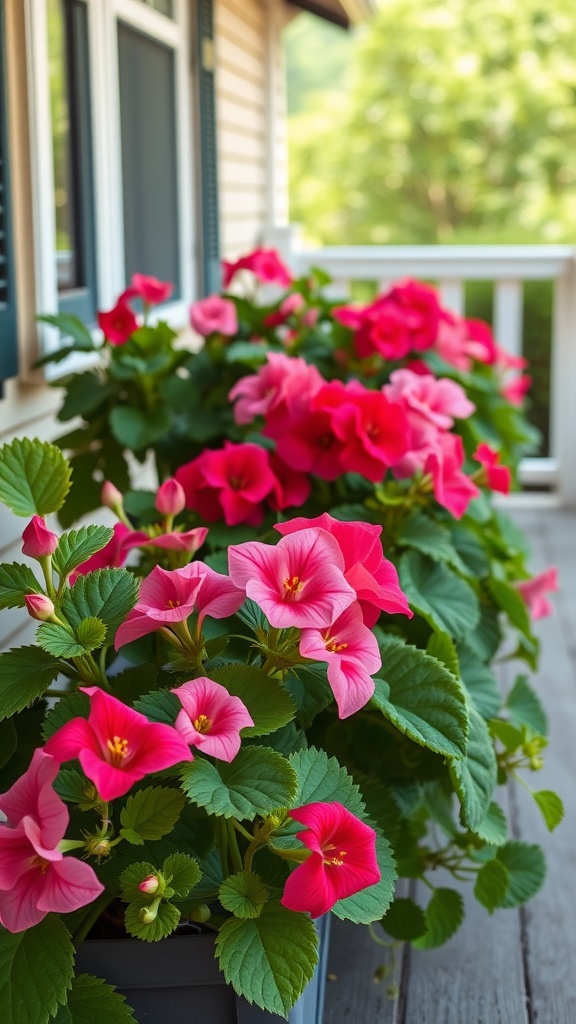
[
  {"xmin": 229, "ymin": 352, "xmax": 323, "ymax": 429},
  {"xmin": 299, "ymin": 604, "xmax": 382, "ymax": 718},
  {"xmin": 222, "ymin": 248, "xmax": 292, "ymax": 288},
  {"xmin": 267, "ymin": 454, "xmax": 311, "ymax": 511},
  {"xmin": 172, "ymin": 677, "xmax": 253, "ymax": 761},
  {"xmin": 175, "ymin": 443, "xmax": 277, "ymax": 526},
  {"xmin": 228, "ymin": 529, "xmax": 356, "ymax": 629},
  {"xmin": 384, "ymin": 368, "xmax": 475, "ymax": 445},
  {"xmin": 128, "ymin": 273, "xmax": 174, "ymax": 306},
  {"xmin": 43, "ymin": 688, "xmax": 192, "ymax": 801},
  {"xmin": 22, "ymin": 516, "xmax": 59, "ymax": 559},
  {"xmin": 0, "ymin": 751, "xmax": 104, "ymax": 932},
  {"xmin": 178, "ymin": 561, "xmax": 246, "ymax": 630},
  {"xmin": 280, "ymin": 802, "xmax": 380, "ymax": 918},
  {"xmin": 516, "ymin": 567, "xmax": 559, "ymax": 619},
  {"xmin": 190, "ymin": 295, "xmax": 238, "ymax": 337},
  {"xmin": 502, "ymin": 375, "xmax": 532, "ymax": 406},
  {"xmin": 274, "ymin": 409, "xmax": 345, "ymax": 481},
  {"xmin": 263, "ymin": 292, "xmax": 305, "ymax": 327},
  {"xmin": 275, "ymin": 514, "xmax": 411, "ymax": 627},
  {"xmin": 98, "ymin": 299, "xmax": 139, "ymax": 345},
  {"xmin": 424, "ymin": 434, "xmax": 480, "ymax": 519},
  {"xmin": 473, "ymin": 443, "xmax": 511, "ymax": 495}
]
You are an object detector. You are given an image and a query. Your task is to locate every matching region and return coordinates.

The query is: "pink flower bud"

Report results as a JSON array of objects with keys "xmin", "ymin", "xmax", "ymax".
[
  {"xmin": 155, "ymin": 478, "xmax": 186, "ymax": 517},
  {"xmin": 138, "ymin": 874, "xmax": 160, "ymax": 895},
  {"xmin": 24, "ymin": 593, "xmax": 56, "ymax": 622},
  {"xmin": 22, "ymin": 516, "xmax": 59, "ymax": 559},
  {"xmin": 101, "ymin": 481, "xmax": 124, "ymax": 511}
]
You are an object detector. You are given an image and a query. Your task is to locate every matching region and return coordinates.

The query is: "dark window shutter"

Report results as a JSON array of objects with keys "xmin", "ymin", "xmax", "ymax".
[
  {"xmin": 0, "ymin": 0, "xmax": 18, "ymax": 382},
  {"xmin": 196, "ymin": 0, "xmax": 220, "ymax": 296}
]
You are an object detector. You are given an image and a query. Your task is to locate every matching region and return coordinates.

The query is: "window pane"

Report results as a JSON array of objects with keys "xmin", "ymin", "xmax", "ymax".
[
  {"xmin": 118, "ymin": 23, "xmax": 180, "ymax": 295},
  {"xmin": 48, "ymin": 0, "xmax": 77, "ymax": 289},
  {"xmin": 134, "ymin": 0, "xmax": 174, "ymax": 19}
]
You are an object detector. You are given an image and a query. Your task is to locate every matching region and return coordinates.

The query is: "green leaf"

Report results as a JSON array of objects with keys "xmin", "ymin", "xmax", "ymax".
[
  {"xmin": 124, "ymin": 899, "xmax": 181, "ymax": 942},
  {"xmin": 397, "ymin": 513, "xmax": 468, "ymax": 573},
  {"xmin": 0, "ymin": 563, "xmax": 43, "ymax": 610},
  {"xmin": 42, "ymin": 691, "xmax": 90, "ymax": 740},
  {"xmin": 36, "ymin": 622, "xmax": 93, "ymax": 659},
  {"xmin": 0, "ymin": 718, "xmax": 17, "ymax": 769},
  {"xmin": 495, "ymin": 841, "xmax": 546, "ymax": 908},
  {"xmin": 225, "ymin": 341, "xmax": 268, "ymax": 364},
  {"xmin": 465, "ymin": 604, "xmax": 502, "ymax": 662},
  {"xmin": 533, "ymin": 790, "xmax": 564, "ymax": 832},
  {"xmin": 50, "ymin": 974, "xmax": 136, "ymax": 1024},
  {"xmin": 37, "ymin": 312, "xmax": 96, "ymax": 351},
  {"xmin": 53, "ymin": 526, "xmax": 114, "ymax": 579},
  {"xmin": 470, "ymin": 801, "xmax": 508, "ymax": 846},
  {"xmin": 120, "ymin": 787, "xmax": 186, "ymax": 844},
  {"xmin": 133, "ymin": 689, "xmax": 179, "ymax": 725},
  {"xmin": 289, "ymin": 746, "xmax": 365, "ymax": 816},
  {"xmin": 332, "ymin": 834, "xmax": 397, "ymax": 924},
  {"xmin": 215, "ymin": 901, "xmax": 318, "ymax": 1016},
  {"xmin": 61, "ymin": 569, "xmax": 139, "ymax": 643},
  {"xmin": 110, "ymin": 405, "xmax": 171, "ymax": 451},
  {"xmin": 381, "ymin": 897, "xmax": 427, "ymax": 941},
  {"xmin": 209, "ymin": 665, "xmax": 296, "ymax": 737},
  {"xmin": 0, "ymin": 437, "xmax": 72, "ymax": 516},
  {"xmin": 449, "ymin": 705, "xmax": 497, "ymax": 831},
  {"xmin": 219, "ymin": 871, "xmax": 269, "ymax": 919},
  {"xmin": 58, "ymin": 374, "xmax": 117, "ymax": 422},
  {"xmin": 426, "ymin": 631, "xmax": 459, "ymax": 677},
  {"xmin": 181, "ymin": 747, "xmax": 298, "ymax": 821},
  {"xmin": 119, "ymin": 861, "xmax": 158, "ymax": 902},
  {"xmin": 506, "ymin": 675, "xmax": 548, "ymax": 736},
  {"xmin": 162, "ymin": 852, "xmax": 201, "ymax": 897},
  {"xmin": 75, "ymin": 617, "xmax": 107, "ymax": 653},
  {"xmin": 456, "ymin": 643, "xmax": 501, "ymax": 719},
  {"xmin": 54, "ymin": 768, "xmax": 93, "ymax": 806},
  {"xmin": 446, "ymin": 523, "xmax": 490, "ymax": 577},
  {"xmin": 285, "ymin": 663, "xmax": 333, "ymax": 729},
  {"xmin": 371, "ymin": 635, "xmax": 468, "ymax": 759},
  {"xmin": 0, "ymin": 916, "xmax": 74, "ymax": 1024},
  {"xmin": 399, "ymin": 551, "xmax": 480, "ymax": 641},
  {"xmin": 474, "ymin": 858, "xmax": 510, "ymax": 914},
  {"xmin": 488, "ymin": 578, "xmax": 532, "ymax": 638},
  {"xmin": 412, "ymin": 888, "xmax": 464, "ymax": 949},
  {"xmin": 0, "ymin": 646, "xmax": 60, "ymax": 721}
]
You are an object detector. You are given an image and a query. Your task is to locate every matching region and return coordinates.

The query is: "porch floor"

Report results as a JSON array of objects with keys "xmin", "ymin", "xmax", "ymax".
[{"xmin": 324, "ymin": 506, "xmax": 576, "ymax": 1024}]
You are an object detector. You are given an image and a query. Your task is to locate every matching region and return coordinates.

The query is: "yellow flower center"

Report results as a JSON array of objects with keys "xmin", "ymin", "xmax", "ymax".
[
  {"xmin": 323, "ymin": 631, "xmax": 349, "ymax": 653},
  {"xmin": 193, "ymin": 714, "xmax": 212, "ymax": 734},
  {"xmin": 167, "ymin": 598, "xmax": 181, "ymax": 609},
  {"xmin": 106, "ymin": 735, "xmax": 130, "ymax": 766},
  {"xmin": 31, "ymin": 855, "xmax": 50, "ymax": 874},
  {"xmin": 283, "ymin": 575, "xmax": 303, "ymax": 596},
  {"xmin": 323, "ymin": 843, "xmax": 347, "ymax": 867}
]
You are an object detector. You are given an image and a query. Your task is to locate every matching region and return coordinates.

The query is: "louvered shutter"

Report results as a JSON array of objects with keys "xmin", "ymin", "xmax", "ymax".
[
  {"xmin": 196, "ymin": 0, "xmax": 220, "ymax": 296},
  {"xmin": 0, "ymin": 0, "xmax": 18, "ymax": 382}
]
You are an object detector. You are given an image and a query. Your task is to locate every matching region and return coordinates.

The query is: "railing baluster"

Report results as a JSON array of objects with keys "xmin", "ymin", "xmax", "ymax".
[
  {"xmin": 550, "ymin": 262, "xmax": 576, "ymax": 506},
  {"xmin": 438, "ymin": 280, "xmax": 465, "ymax": 315},
  {"xmin": 493, "ymin": 279, "xmax": 523, "ymax": 358}
]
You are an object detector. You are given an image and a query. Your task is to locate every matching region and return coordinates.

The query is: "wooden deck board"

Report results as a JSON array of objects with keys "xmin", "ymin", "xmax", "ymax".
[{"xmin": 324, "ymin": 507, "xmax": 575, "ymax": 1023}]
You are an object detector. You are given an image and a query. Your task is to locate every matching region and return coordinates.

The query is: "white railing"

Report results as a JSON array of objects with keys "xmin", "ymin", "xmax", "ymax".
[{"xmin": 266, "ymin": 229, "xmax": 576, "ymax": 506}]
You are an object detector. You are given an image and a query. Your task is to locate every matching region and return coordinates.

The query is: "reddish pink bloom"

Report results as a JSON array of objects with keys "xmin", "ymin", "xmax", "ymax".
[
  {"xmin": 22, "ymin": 516, "xmax": 58, "ymax": 559},
  {"xmin": 228, "ymin": 529, "xmax": 356, "ymax": 629},
  {"xmin": 337, "ymin": 297, "xmax": 413, "ymax": 361},
  {"xmin": 274, "ymin": 409, "xmax": 345, "ymax": 481},
  {"xmin": 176, "ymin": 443, "xmax": 277, "ymax": 526},
  {"xmin": 141, "ymin": 527, "xmax": 209, "ymax": 555},
  {"xmin": 138, "ymin": 875, "xmax": 160, "ymax": 894},
  {"xmin": 516, "ymin": 567, "xmax": 559, "ymax": 619},
  {"xmin": 71, "ymin": 522, "xmax": 145, "ymax": 581},
  {"xmin": 172, "ymin": 677, "xmax": 253, "ymax": 761},
  {"xmin": 177, "ymin": 561, "xmax": 245, "ymax": 629},
  {"xmin": 388, "ymin": 279, "xmax": 442, "ymax": 352},
  {"xmin": 229, "ymin": 352, "xmax": 323, "ymax": 429},
  {"xmin": 299, "ymin": 604, "xmax": 382, "ymax": 718},
  {"xmin": 502, "ymin": 374, "xmax": 532, "ymax": 406},
  {"xmin": 114, "ymin": 564, "xmax": 204, "ymax": 648},
  {"xmin": 155, "ymin": 478, "xmax": 186, "ymax": 517},
  {"xmin": 190, "ymin": 295, "xmax": 238, "ymax": 337},
  {"xmin": 276, "ymin": 514, "xmax": 412, "ymax": 627},
  {"xmin": 25, "ymin": 594, "xmax": 56, "ymax": 622},
  {"xmin": 129, "ymin": 273, "xmax": 174, "ymax": 305},
  {"xmin": 44, "ymin": 687, "xmax": 192, "ymax": 801},
  {"xmin": 222, "ymin": 248, "xmax": 292, "ymax": 288},
  {"xmin": 0, "ymin": 751, "xmax": 103, "ymax": 932},
  {"xmin": 98, "ymin": 299, "xmax": 139, "ymax": 345},
  {"xmin": 465, "ymin": 318, "xmax": 498, "ymax": 364},
  {"xmin": 267, "ymin": 453, "xmax": 311, "ymax": 511},
  {"xmin": 263, "ymin": 292, "xmax": 305, "ymax": 327},
  {"xmin": 433, "ymin": 311, "xmax": 492, "ymax": 372},
  {"xmin": 424, "ymin": 434, "xmax": 480, "ymax": 519},
  {"xmin": 280, "ymin": 802, "xmax": 380, "ymax": 918},
  {"xmin": 473, "ymin": 443, "xmax": 511, "ymax": 495}
]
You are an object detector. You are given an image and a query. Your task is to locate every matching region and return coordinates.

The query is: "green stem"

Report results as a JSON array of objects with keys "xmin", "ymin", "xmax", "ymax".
[
  {"xmin": 72, "ymin": 891, "xmax": 116, "ymax": 947},
  {"xmin": 39, "ymin": 555, "xmax": 56, "ymax": 600},
  {"xmin": 232, "ymin": 819, "xmax": 255, "ymax": 842},
  {"xmin": 226, "ymin": 820, "xmax": 244, "ymax": 874},
  {"xmin": 216, "ymin": 817, "xmax": 230, "ymax": 878}
]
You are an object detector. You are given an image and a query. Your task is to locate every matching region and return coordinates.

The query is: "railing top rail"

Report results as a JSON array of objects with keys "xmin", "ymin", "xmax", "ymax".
[{"xmin": 292, "ymin": 244, "xmax": 576, "ymax": 280}]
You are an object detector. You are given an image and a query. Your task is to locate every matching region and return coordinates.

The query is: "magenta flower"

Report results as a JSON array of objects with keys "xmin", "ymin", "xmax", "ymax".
[
  {"xmin": 280, "ymin": 802, "xmax": 380, "ymax": 918},
  {"xmin": 128, "ymin": 272, "xmax": 174, "ymax": 305},
  {"xmin": 274, "ymin": 409, "xmax": 345, "ymax": 481},
  {"xmin": 190, "ymin": 295, "xmax": 238, "ymax": 337},
  {"xmin": 114, "ymin": 564, "xmax": 204, "ymax": 648},
  {"xmin": 229, "ymin": 352, "xmax": 322, "ymax": 430},
  {"xmin": 299, "ymin": 604, "xmax": 382, "ymax": 718},
  {"xmin": 22, "ymin": 516, "xmax": 59, "ymax": 559},
  {"xmin": 222, "ymin": 248, "xmax": 292, "ymax": 288},
  {"xmin": 276, "ymin": 513, "xmax": 412, "ymax": 626},
  {"xmin": 423, "ymin": 434, "xmax": 480, "ymax": 519},
  {"xmin": 178, "ymin": 561, "xmax": 246, "ymax": 629},
  {"xmin": 176, "ymin": 443, "xmax": 277, "ymax": 526},
  {"xmin": 0, "ymin": 751, "xmax": 104, "ymax": 932},
  {"xmin": 267, "ymin": 453, "xmax": 311, "ymax": 512},
  {"xmin": 172, "ymin": 677, "xmax": 254, "ymax": 761},
  {"xmin": 502, "ymin": 374, "xmax": 532, "ymax": 406},
  {"xmin": 98, "ymin": 298, "xmax": 139, "ymax": 345},
  {"xmin": 72, "ymin": 522, "xmax": 145, "ymax": 581},
  {"xmin": 516, "ymin": 567, "xmax": 559, "ymax": 619},
  {"xmin": 384, "ymin": 368, "xmax": 475, "ymax": 443},
  {"xmin": 140, "ymin": 527, "xmax": 209, "ymax": 555},
  {"xmin": 473, "ymin": 443, "xmax": 511, "ymax": 495},
  {"xmin": 43, "ymin": 687, "xmax": 192, "ymax": 801},
  {"xmin": 228, "ymin": 529, "xmax": 356, "ymax": 629}
]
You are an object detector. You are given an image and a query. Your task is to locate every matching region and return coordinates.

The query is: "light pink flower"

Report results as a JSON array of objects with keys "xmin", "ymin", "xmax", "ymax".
[
  {"xmin": 43, "ymin": 688, "xmax": 192, "ymax": 801},
  {"xmin": 229, "ymin": 352, "xmax": 323, "ymax": 429},
  {"xmin": 190, "ymin": 295, "xmax": 238, "ymax": 337},
  {"xmin": 384, "ymin": 368, "xmax": 475, "ymax": 445},
  {"xmin": 502, "ymin": 375, "xmax": 532, "ymax": 406},
  {"xmin": 228, "ymin": 529, "xmax": 356, "ymax": 629},
  {"xmin": 275, "ymin": 514, "xmax": 412, "ymax": 627},
  {"xmin": 280, "ymin": 802, "xmax": 380, "ymax": 918},
  {"xmin": 141, "ymin": 527, "xmax": 209, "ymax": 555},
  {"xmin": 473, "ymin": 443, "xmax": 511, "ymax": 495},
  {"xmin": 114, "ymin": 564, "xmax": 204, "ymax": 648},
  {"xmin": 516, "ymin": 567, "xmax": 559, "ymax": 619},
  {"xmin": 424, "ymin": 434, "xmax": 480, "ymax": 519},
  {"xmin": 299, "ymin": 604, "xmax": 382, "ymax": 718},
  {"xmin": 98, "ymin": 299, "xmax": 139, "ymax": 345},
  {"xmin": 172, "ymin": 677, "xmax": 253, "ymax": 761},
  {"xmin": 101, "ymin": 481, "xmax": 124, "ymax": 512},
  {"xmin": 178, "ymin": 561, "xmax": 246, "ymax": 629},
  {"xmin": 25, "ymin": 594, "xmax": 56, "ymax": 622},
  {"xmin": 0, "ymin": 751, "xmax": 103, "ymax": 933},
  {"xmin": 22, "ymin": 516, "xmax": 59, "ymax": 559}
]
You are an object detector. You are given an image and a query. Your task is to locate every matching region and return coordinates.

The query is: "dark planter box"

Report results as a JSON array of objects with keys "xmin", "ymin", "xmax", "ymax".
[{"xmin": 76, "ymin": 914, "xmax": 330, "ymax": 1024}]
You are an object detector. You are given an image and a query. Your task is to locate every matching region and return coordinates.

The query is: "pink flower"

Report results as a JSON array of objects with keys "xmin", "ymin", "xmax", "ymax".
[
  {"xmin": 141, "ymin": 527, "xmax": 209, "ymax": 555},
  {"xmin": 129, "ymin": 273, "xmax": 174, "ymax": 305},
  {"xmin": 473, "ymin": 443, "xmax": 511, "ymax": 495},
  {"xmin": 228, "ymin": 529, "xmax": 356, "ymax": 629},
  {"xmin": 43, "ymin": 687, "xmax": 192, "ymax": 801},
  {"xmin": 178, "ymin": 561, "xmax": 246, "ymax": 630},
  {"xmin": 190, "ymin": 295, "xmax": 238, "ymax": 337},
  {"xmin": 263, "ymin": 292, "xmax": 305, "ymax": 328},
  {"xmin": 516, "ymin": 567, "xmax": 559, "ymax": 619},
  {"xmin": 0, "ymin": 751, "xmax": 104, "ymax": 932},
  {"xmin": 280, "ymin": 802, "xmax": 380, "ymax": 918},
  {"xmin": 98, "ymin": 299, "xmax": 139, "ymax": 345},
  {"xmin": 336, "ymin": 297, "xmax": 413, "ymax": 361},
  {"xmin": 276, "ymin": 514, "xmax": 412, "ymax": 627},
  {"xmin": 299, "ymin": 604, "xmax": 382, "ymax": 718},
  {"xmin": 71, "ymin": 522, "xmax": 145, "ymax": 581},
  {"xmin": 502, "ymin": 375, "xmax": 532, "ymax": 406},
  {"xmin": 175, "ymin": 443, "xmax": 277, "ymax": 526},
  {"xmin": 172, "ymin": 677, "xmax": 253, "ymax": 761},
  {"xmin": 267, "ymin": 454, "xmax": 311, "ymax": 512},
  {"xmin": 22, "ymin": 516, "xmax": 58, "ymax": 559},
  {"xmin": 229, "ymin": 352, "xmax": 323, "ymax": 429},
  {"xmin": 424, "ymin": 434, "xmax": 480, "ymax": 519},
  {"xmin": 384, "ymin": 368, "xmax": 475, "ymax": 446},
  {"xmin": 274, "ymin": 409, "xmax": 345, "ymax": 481},
  {"xmin": 388, "ymin": 279, "xmax": 442, "ymax": 352},
  {"xmin": 25, "ymin": 594, "xmax": 56, "ymax": 622},
  {"xmin": 465, "ymin": 318, "xmax": 498, "ymax": 364},
  {"xmin": 155, "ymin": 478, "xmax": 186, "ymax": 517},
  {"xmin": 222, "ymin": 248, "xmax": 292, "ymax": 288},
  {"xmin": 138, "ymin": 875, "xmax": 160, "ymax": 894}
]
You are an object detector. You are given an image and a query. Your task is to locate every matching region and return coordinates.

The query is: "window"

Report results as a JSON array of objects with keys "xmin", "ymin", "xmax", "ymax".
[{"xmin": 0, "ymin": 0, "xmax": 18, "ymax": 382}]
